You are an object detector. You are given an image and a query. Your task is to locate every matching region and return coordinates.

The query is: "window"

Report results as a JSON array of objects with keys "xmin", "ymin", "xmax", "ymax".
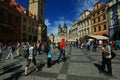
[
  {"xmin": 94, "ymin": 19, "xmax": 96, "ymax": 23},
  {"xmin": 87, "ymin": 20, "xmax": 89, "ymax": 26},
  {"xmin": 16, "ymin": 16, "xmax": 19, "ymax": 23},
  {"xmin": 94, "ymin": 27, "xmax": 96, "ymax": 32},
  {"xmin": 102, "ymin": 9, "xmax": 105, "ymax": 12},
  {"xmin": 8, "ymin": 13, "xmax": 12, "ymax": 22},
  {"xmin": 23, "ymin": 17, "xmax": 26, "ymax": 22},
  {"xmin": 41, "ymin": 9, "xmax": 43, "ymax": 16},
  {"xmin": 103, "ymin": 14, "xmax": 106, "ymax": 20},
  {"xmin": 32, "ymin": 22, "xmax": 34, "ymax": 25},
  {"xmin": 0, "ymin": 9, "xmax": 4, "ymax": 17},
  {"xmin": 98, "ymin": 26, "xmax": 101, "ymax": 31},
  {"xmin": 23, "ymin": 25, "xmax": 26, "ymax": 31},
  {"xmin": 103, "ymin": 24, "xmax": 107, "ymax": 30},
  {"xmin": 97, "ymin": 11, "xmax": 100, "ymax": 15},
  {"xmin": 98, "ymin": 17, "xmax": 100, "ymax": 22},
  {"xmin": 97, "ymin": 5, "xmax": 99, "ymax": 8}
]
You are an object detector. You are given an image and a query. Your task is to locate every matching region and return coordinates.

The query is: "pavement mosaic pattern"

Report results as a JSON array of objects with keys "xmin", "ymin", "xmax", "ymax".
[{"xmin": 0, "ymin": 47, "xmax": 120, "ymax": 80}]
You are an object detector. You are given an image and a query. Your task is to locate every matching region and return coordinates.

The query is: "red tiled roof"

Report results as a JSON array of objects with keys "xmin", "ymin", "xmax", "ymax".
[
  {"xmin": 10, "ymin": 0, "xmax": 25, "ymax": 12},
  {"xmin": 9, "ymin": 0, "xmax": 34, "ymax": 18}
]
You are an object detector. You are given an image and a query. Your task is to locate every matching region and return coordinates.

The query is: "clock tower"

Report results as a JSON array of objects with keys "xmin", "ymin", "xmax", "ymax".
[{"xmin": 29, "ymin": 0, "xmax": 47, "ymax": 42}]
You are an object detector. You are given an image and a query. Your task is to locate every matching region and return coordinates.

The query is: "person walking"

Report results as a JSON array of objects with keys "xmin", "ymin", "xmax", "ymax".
[
  {"xmin": 0, "ymin": 42, "xmax": 3, "ymax": 61},
  {"xmin": 24, "ymin": 42, "xmax": 38, "ymax": 76},
  {"xmin": 36, "ymin": 41, "xmax": 41, "ymax": 55},
  {"xmin": 46, "ymin": 40, "xmax": 54, "ymax": 68},
  {"xmin": 6, "ymin": 44, "xmax": 14, "ymax": 59},
  {"xmin": 92, "ymin": 40, "xmax": 97, "ymax": 52},
  {"xmin": 16, "ymin": 42, "xmax": 21, "ymax": 56},
  {"xmin": 101, "ymin": 41, "xmax": 112, "ymax": 76},
  {"xmin": 57, "ymin": 39, "xmax": 66, "ymax": 62}
]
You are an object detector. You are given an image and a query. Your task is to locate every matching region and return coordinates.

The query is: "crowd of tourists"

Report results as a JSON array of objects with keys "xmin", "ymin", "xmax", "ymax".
[
  {"xmin": 0, "ymin": 39, "xmax": 66, "ymax": 76},
  {"xmin": 0, "ymin": 39, "xmax": 118, "ymax": 76}
]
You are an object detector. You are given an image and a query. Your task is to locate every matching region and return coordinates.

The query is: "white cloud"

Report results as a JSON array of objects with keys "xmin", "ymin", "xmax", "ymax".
[
  {"xmin": 45, "ymin": 19, "xmax": 51, "ymax": 27},
  {"xmin": 47, "ymin": 26, "xmax": 58, "ymax": 36},
  {"xmin": 47, "ymin": 17, "xmax": 72, "ymax": 37},
  {"xmin": 74, "ymin": 0, "xmax": 99, "ymax": 19}
]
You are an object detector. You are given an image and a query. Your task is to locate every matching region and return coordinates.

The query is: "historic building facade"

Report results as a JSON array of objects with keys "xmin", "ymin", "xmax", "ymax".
[
  {"xmin": 69, "ymin": 20, "xmax": 78, "ymax": 41},
  {"xmin": 48, "ymin": 33, "xmax": 55, "ymax": 43},
  {"xmin": 108, "ymin": 0, "xmax": 120, "ymax": 40},
  {"xmin": 78, "ymin": 10, "xmax": 91, "ymax": 39},
  {"xmin": 0, "ymin": 0, "xmax": 38, "ymax": 42},
  {"xmin": 0, "ymin": 0, "xmax": 21, "ymax": 42},
  {"xmin": 20, "ymin": 11, "xmax": 38, "ymax": 42},
  {"xmin": 57, "ymin": 23, "xmax": 68, "ymax": 41},
  {"xmin": 91, "ymin": 1, "xmax": 109, "ymax": 36},
  {"xmin": 29, "ymin": 0, "xmax": 47, "ymax": 42}
]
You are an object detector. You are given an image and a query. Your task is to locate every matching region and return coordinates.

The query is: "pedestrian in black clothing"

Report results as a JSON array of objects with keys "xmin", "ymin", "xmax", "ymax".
[{"xmin": 101, "ymin": 41, "xmax": 112, "ymax": 76}]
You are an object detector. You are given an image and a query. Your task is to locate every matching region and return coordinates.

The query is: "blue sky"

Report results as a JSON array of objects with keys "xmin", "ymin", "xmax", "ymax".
[{"xmin": 15, "ymin": 0, "xmax": 106, "ymax": 36}]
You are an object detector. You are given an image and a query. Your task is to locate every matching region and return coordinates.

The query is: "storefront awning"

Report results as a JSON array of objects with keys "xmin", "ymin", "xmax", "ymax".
[{"xmin": 84, "ymin": 35, "xmax": 109, "ymax": 40}]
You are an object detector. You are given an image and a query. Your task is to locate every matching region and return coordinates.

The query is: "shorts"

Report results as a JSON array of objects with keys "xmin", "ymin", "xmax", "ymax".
[{"xmin": 26, "ymin": 58, "xmax": 37, "ymax": 67}]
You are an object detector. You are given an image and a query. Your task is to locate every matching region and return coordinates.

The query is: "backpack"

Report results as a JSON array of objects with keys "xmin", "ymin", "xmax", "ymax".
[
  {"xmin": 111, "ymin": 50, "xmax": 116, "ymax": 59},
  {"xmin": 12, "ymin": 46, "xmax": 15, "ymax": 52},
  {"xmin": 21, "ymin": 48, "xmax": 29, "ymax": 58},
  {"xmin": 44, "ymin": 45, "xmax": 50, "ymax": 54}
]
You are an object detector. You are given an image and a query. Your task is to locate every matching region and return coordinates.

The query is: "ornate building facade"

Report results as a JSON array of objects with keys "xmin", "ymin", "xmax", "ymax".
[
  {"xmin": 55, "ymin": 23, "xmax": 68, "ymax": 42},
  {"xmin": 69, "ymin": 20, "xmax": 78, "ymax": 41},
  {"xmin": 0, "ymin": 0, "xmax": 38, "ymax": 42},
  {"xmin": 91, "ymin": 1, "xmax": 109, "ymax": 36},
  {"xmin": 108, "ymin": 0, "xmax": 120, "ymax": 40},
  {"xmin": 29, "ymin": 0, "xmax": 47, "ymax": 42},
  {"xmin": 78, "ymin": 10, "xmax": 91, "ymax": 38}
]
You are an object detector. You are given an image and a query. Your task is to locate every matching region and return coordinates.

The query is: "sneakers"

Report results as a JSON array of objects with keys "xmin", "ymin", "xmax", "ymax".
[
  {"xmin": 24, "ymin": 73, "xmax": 28, "ymax": 76},
  {"xmin": 36, "ymin": 68, "xmax": 39, "ymax": 72}
]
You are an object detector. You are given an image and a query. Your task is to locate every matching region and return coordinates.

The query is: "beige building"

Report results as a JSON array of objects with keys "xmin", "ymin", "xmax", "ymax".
[
  {"xmin": 69, "ymin": 20, "xmax": 78, "ymax": 41},
  {"xmin": 78, "ymin": 10, "xmax": 91, "ymax": 38},
  {"xmin": 29, "ymin": 0, "xmax": 47, "ymax": 42}
]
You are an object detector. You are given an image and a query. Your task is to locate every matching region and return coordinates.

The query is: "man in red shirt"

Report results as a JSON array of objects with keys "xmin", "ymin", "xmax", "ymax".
[{"xmin": 57, "ymin": 39, "xmax": 66, "ymax": 62}]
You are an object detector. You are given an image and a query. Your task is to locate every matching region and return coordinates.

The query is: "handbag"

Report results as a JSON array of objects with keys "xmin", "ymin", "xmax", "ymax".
[{"xmin": 111, "ymin": 50, "xmax": 116, "ymax": 59}]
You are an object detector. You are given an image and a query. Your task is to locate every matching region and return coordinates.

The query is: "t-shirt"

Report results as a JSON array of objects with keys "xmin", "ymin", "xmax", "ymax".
[
  {"xmin": 28, "ymin": 46, "xmax": 34, "ymax": 59},
  {"xmin": 103, "ymin": 45, "xmax": 111, "ymax": 58},
  {"xmin": 59, "ymin": 41, "xmax": 65, "ymax": 49},
  {"xmin": 47, "ymin": 44, "xmax": 53, "ymax": 58}
]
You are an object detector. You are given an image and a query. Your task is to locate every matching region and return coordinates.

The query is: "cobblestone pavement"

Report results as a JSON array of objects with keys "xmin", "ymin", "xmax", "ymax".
[{"xmin": 0, "ymin": 47, "xmax": 120, "ymax": 80}]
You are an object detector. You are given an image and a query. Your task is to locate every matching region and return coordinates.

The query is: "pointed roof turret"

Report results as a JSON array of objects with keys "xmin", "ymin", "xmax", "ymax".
[
  {"xmin": 58, "ymin": 23, "xmax": 62, "ymax": 28},
  {"xmin": 63, "ymin": 22, "xmax": 67, "ymax": 28}
]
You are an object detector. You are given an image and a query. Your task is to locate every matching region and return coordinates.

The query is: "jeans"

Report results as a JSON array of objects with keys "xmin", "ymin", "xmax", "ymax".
[
  {"xmin": 47, "ymin": 58, "xmax": 51, "ymax": 67},
  {"xmin": 57, "ymin": 48, "xmax": 66, "ymax": 61},
  {"xmin": 102, "ymin": 53, "xmax": 112, "ymax": 74}
]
